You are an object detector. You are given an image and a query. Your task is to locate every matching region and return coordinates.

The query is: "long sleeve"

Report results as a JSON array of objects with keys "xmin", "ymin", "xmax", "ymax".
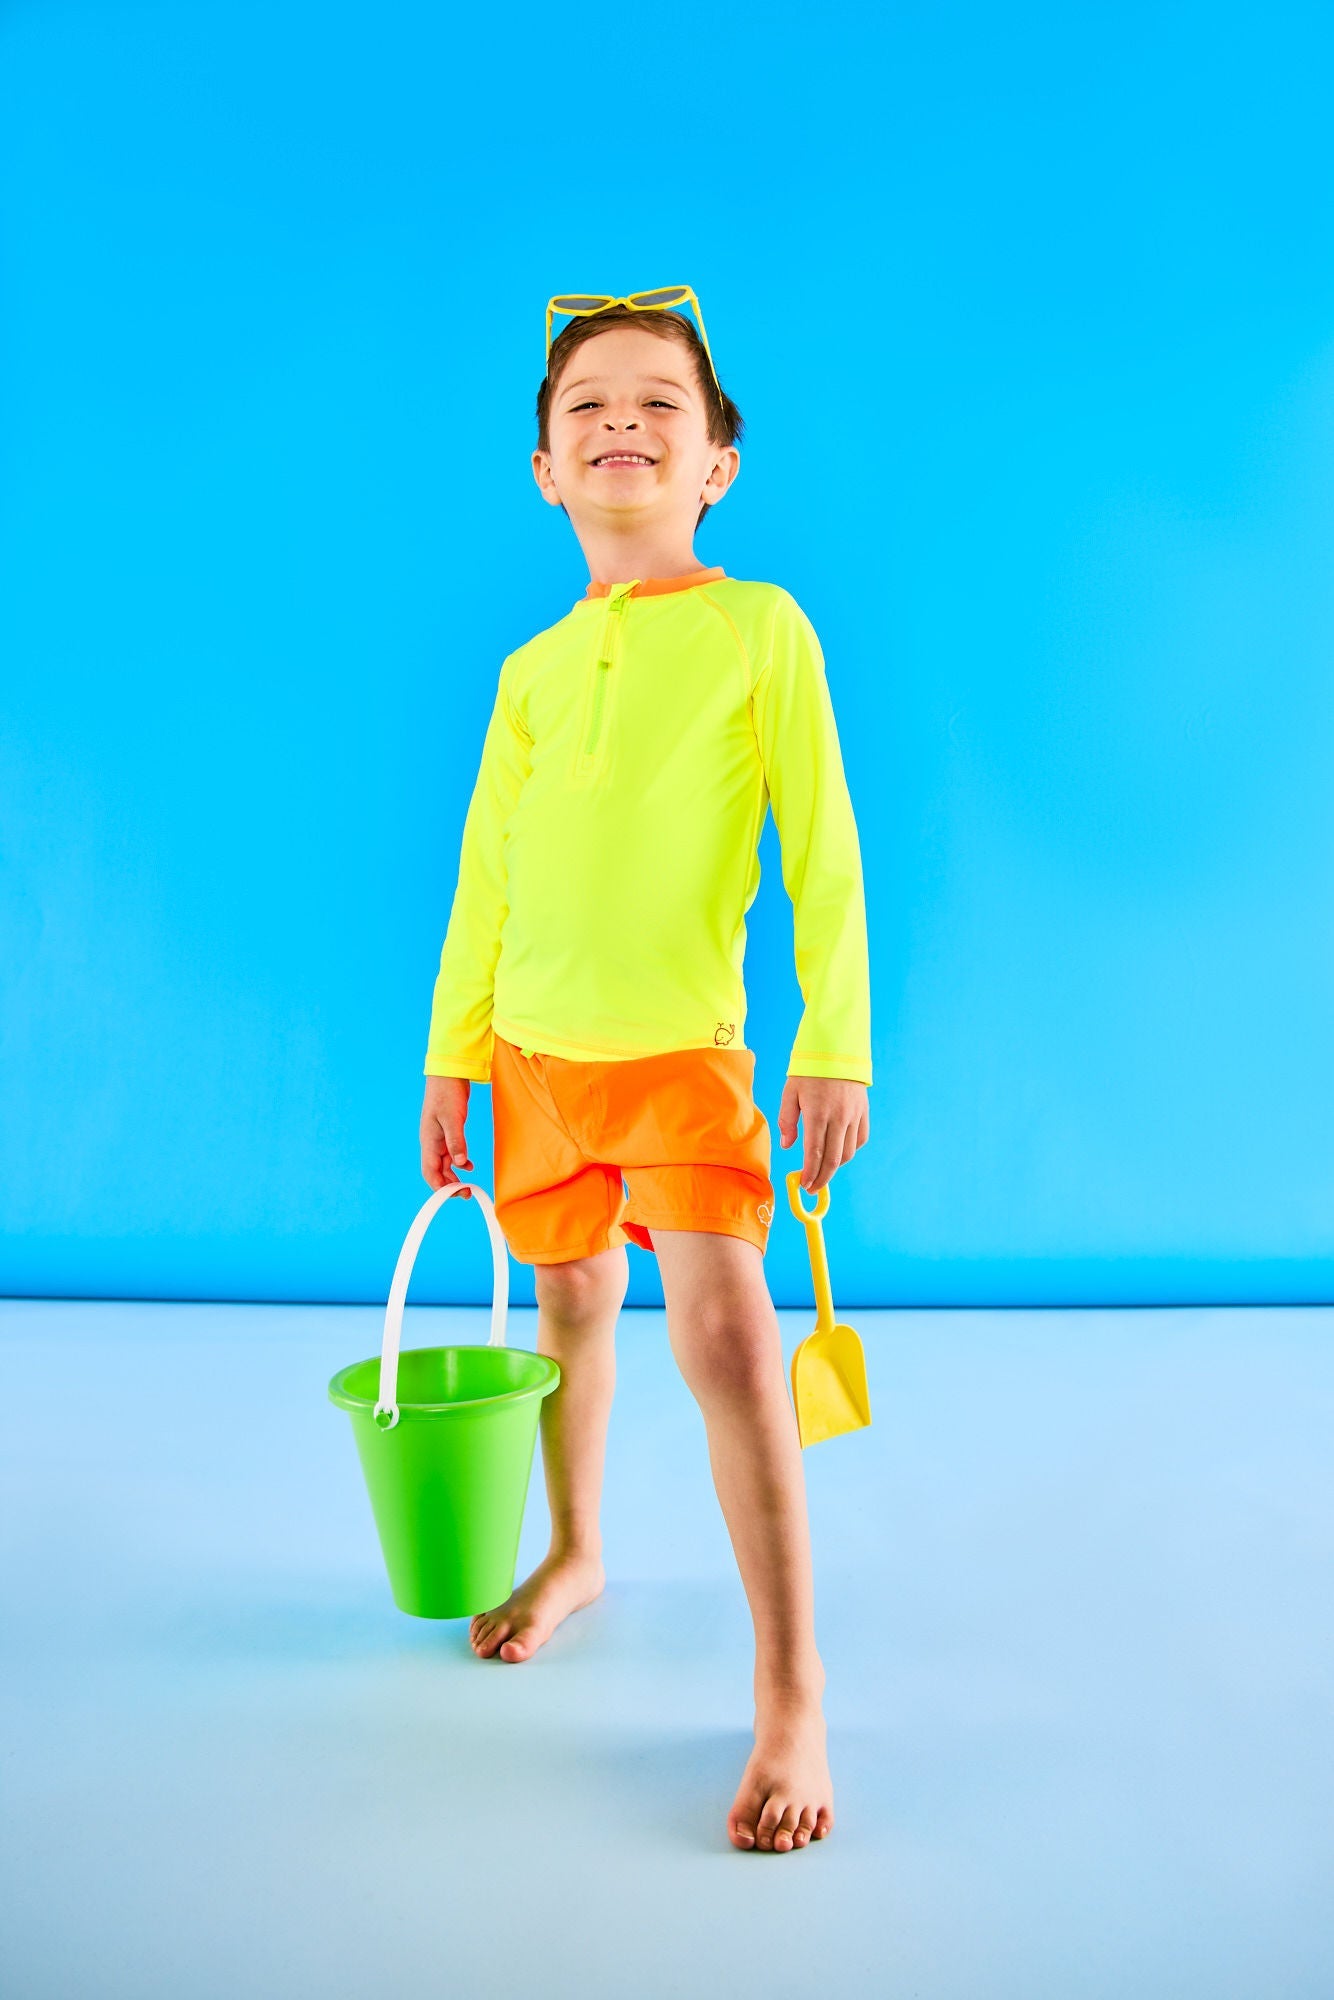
[
  {"xmin": 750, "ymin": 593, "xmax": 873, "ymax": 1086},
  {"xmin": 423, "ymin": 657, "xmax": 532, "ymax": 1083}
]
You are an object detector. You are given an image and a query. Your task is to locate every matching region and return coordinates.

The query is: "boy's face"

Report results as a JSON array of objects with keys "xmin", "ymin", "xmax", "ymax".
[{"xmin": 533, "ymin": 324, "xmax": 739, "ymax": 531}]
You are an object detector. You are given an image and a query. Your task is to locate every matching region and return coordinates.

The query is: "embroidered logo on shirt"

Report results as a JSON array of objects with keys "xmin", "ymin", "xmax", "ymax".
[
  {"xmin": 714, "ymin": 1021, "xmax": 735, "ymax": 1045},
  {"xmin": 756, "ymin": 1199, "xmax": 774, "ymax": 1225}
]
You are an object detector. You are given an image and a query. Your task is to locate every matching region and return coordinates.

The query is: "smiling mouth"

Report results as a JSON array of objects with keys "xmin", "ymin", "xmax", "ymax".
[{"xmin": 591, "ymin": 453, "xmax": 655, "ymax": 468}]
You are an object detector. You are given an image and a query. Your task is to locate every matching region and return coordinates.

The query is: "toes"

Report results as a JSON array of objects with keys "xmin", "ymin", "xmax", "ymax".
[
  {"xmin": 733, "ymin": 1798, "xmax": 824, "ymax": 1852},
  {"xmin": 499, "ymin": 1633, "xmax": 531, "ymax": 1662}
]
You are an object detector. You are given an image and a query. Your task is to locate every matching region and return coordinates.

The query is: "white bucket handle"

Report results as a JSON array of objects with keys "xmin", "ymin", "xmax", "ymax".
[{"xmin": 374, "ymin": 1182, "xmax": 510, "ymax": 1431}]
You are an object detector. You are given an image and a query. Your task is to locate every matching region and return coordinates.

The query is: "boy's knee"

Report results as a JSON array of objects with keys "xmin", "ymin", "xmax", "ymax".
[
  {"xmin": 533, "ymin": 1246, "xmax": 627, "ymax": 1317},
  {"xmin": 670, "ymin": 1307, "xmax": 778, "ymax": 1401}
]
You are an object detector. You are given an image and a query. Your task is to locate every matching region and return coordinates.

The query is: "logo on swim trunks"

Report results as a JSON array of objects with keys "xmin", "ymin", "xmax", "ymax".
[
  {"xmin": 756, "ymin": 1199, "xmax": 774, "ymax": 1224},
  {"xmin": 714, "ymin": 1021, "xmax": 735, "ymax": 1045}
]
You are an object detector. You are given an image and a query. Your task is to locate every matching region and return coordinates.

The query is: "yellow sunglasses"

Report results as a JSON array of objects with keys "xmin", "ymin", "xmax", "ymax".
[{"xmin": 545, "ymin": 285, "xmax": 723, "ymax": 406}]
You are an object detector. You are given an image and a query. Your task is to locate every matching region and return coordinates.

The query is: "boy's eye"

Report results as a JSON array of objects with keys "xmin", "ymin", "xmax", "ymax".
[{"xmin": 570, "ymin": 399, "xmax": 675, "ymax": 411}]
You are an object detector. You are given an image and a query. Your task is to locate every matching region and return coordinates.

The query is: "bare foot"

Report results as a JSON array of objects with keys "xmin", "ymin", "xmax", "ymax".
[
  {"xmin": 468, "ymin": 1549, "xmax": 606, "ymax": 1663},
  {"xmin": 728, "ymin": 1692, "xmax": 834, "ymax": 1852}
]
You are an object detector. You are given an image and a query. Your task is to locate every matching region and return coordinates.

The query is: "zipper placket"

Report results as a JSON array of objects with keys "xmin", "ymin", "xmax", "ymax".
[{"xmin": 581, "ymin": 582, "xmax": 637, "ymax": 765}]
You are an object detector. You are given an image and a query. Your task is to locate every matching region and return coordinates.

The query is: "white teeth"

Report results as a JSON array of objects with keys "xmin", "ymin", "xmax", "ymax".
[{"xmin": 595, "ymin": 455, "xmax": 652, "ymax": 465}]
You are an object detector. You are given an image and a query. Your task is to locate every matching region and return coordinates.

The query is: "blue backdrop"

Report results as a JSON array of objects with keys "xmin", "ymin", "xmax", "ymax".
[{"xmin": 3, "ymin": 1, "xmax": 1331, "ymax": 1308}]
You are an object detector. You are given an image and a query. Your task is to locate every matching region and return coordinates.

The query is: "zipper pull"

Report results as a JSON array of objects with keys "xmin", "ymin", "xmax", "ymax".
[{"xmin": 598, "ymin": 581, "xmax": 636, "ymax": 667}]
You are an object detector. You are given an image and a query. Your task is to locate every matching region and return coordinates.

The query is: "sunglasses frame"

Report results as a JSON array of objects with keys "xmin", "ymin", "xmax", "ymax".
[{"xmin": 545, "ymin": 285, "xmax": 724, "ymax": 409}]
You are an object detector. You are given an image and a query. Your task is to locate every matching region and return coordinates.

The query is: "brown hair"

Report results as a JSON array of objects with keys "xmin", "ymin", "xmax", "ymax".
[{"xmin": 536, "ymin": 304, "xmax": 745, "ymax": 533}]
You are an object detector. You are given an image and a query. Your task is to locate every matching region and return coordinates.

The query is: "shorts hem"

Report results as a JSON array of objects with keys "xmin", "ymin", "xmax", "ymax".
[
  {"xmin": 502, "ymin": 1226, "xmax": 631, "ymax": 1267},
  {"xmin": 624, "ymin": 1209, "xmax": 770, "ymax": 1255},
  {"xmin": 507, "ymin": 1213, "xmax": 770, "ymax": 1262}
]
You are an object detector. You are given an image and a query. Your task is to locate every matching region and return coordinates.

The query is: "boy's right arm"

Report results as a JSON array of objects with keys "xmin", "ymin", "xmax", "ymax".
[
  {"xmin": 419, "ymin": 657, "xmax": 532, "ymax": 1187},
  {"xmin": 420, "ymin": 1075, "xmax": 474, "ymax": 1193}
]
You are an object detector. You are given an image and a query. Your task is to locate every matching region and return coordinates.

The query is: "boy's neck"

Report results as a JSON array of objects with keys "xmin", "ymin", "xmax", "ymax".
[{"xmin": 579, "ymin": 529, "xmax": 713, "ymax": 590}]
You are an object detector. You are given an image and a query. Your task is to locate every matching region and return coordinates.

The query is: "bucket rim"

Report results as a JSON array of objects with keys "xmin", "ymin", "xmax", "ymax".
[{"xmin": 327, "ymin": 1345, "xmax": 560, "ymax": 1419}]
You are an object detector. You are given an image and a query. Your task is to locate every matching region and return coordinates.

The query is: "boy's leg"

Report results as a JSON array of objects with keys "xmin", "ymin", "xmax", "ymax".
[
  {"xmin": 651, "ymin": 1226, "xmax": 835, "ymax": 1853},
  {"xmin": 470, "ymin": 1243, "xmax": 628, "ymax": 1662}
]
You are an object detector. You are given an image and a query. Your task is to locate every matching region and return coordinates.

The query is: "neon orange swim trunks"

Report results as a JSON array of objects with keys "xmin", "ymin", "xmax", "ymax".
[{"xmin": 489, "ymin": 1035, "xmax": 776, "ymax": 1264}]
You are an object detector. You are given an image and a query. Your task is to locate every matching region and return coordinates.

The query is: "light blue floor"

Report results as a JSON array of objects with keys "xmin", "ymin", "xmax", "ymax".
[{"xmin": 1, "ymin": 1298, "xmax": 1331, "ymax": 1999}]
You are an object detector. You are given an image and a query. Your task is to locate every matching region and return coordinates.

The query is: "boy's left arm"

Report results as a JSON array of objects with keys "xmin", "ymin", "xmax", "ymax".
[
  {"xmin": 780, "ymin": 1074, "xmax": 870, "ymax": 1197},
  {"xmin": 750, "ymin": 593, "xmax": 872, "ymax": 1194}
]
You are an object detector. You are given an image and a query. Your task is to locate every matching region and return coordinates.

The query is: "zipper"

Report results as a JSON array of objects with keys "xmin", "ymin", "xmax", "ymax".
[{"xmin": 581, "ymin": 582, "xmax": 637, "ymax": 763}]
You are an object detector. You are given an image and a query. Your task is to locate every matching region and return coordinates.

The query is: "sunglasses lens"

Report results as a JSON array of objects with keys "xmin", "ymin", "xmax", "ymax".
[
  {"xmin": 630, "ymin": 287, "xmax": 689, "ymax": 308},
  {"xmin": 552, "ymin": 295, "xmax": 612, "ymax": 312}
]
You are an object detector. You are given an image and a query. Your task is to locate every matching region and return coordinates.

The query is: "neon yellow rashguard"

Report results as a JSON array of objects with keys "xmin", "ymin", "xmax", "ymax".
[{"xmin": 423, "ymin": 569, "xmax": 873, "ymax": 1086}]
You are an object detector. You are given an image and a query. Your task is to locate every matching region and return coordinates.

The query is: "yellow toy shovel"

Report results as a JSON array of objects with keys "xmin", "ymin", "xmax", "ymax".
[{"xmin": 786, "ymin": 1168, "xmax": 872, "ymax": 1448}]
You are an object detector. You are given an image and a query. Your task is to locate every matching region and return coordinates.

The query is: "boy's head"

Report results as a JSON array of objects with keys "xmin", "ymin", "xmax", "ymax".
[{"xmin": 533, "ymin": 305, "xmax": 745, "ymax": 538}]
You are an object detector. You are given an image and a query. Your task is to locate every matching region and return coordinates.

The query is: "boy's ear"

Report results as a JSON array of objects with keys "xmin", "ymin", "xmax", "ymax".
[
  {"xmin": 703, "ymin": 446, "xmax": 741, "ymax": 506},
  {"xmin": 531, "ymin": 448, "xmax": 564, "ymax": 509}
]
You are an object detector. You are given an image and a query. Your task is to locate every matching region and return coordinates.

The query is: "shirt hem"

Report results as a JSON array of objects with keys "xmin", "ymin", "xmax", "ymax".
[{"xmin": 492, "ymin": 1015, "xmax": 751, "ymax": 1065}]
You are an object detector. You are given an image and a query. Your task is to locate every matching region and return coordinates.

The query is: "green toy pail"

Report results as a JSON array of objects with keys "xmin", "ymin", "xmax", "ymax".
[{"xmin": 328, "ymin": 1181, "xmax": 560, "ymax": 1619}]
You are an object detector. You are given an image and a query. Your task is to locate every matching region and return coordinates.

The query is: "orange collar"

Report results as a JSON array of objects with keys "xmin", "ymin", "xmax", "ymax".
[{"xmin": 584, "ymin": 566, "xmax": 726, "ymax": 599}]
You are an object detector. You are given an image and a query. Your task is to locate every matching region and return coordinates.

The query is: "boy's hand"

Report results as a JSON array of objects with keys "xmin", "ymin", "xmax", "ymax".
[
  {"xmin": 421, "ymin": 1076, "xmax": 475, "ymax": 1195},
  {"xmin": 778, "ymin": 1076, "xmax": 870, "ymax": 1195}
]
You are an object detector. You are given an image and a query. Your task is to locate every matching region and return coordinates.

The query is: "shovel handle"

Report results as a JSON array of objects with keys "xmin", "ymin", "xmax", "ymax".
[{"xmin": 786, "ymin": 1169, "xmax": 837, "ymax": 1335}]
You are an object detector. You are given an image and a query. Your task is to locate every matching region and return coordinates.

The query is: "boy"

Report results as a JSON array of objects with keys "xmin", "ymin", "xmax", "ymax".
[{"xmin": 419, "ymin": 289, "xmax": 872, "ymax": 1854}]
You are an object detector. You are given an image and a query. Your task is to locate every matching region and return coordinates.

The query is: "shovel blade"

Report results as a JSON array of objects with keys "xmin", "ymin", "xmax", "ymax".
[{"xmin": 790, "ymin": 1324, "xmax": 871, "ymax": 1448}]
